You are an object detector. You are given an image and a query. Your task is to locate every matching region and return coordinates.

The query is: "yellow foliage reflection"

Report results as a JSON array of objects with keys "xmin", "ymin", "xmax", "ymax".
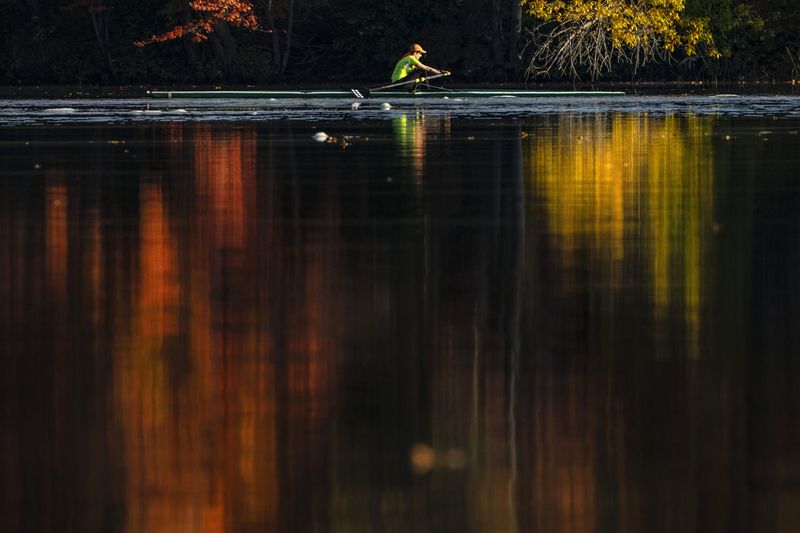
[{"xmin": 526, "ymin": 114, "xmax": 714, "ymax": 358}]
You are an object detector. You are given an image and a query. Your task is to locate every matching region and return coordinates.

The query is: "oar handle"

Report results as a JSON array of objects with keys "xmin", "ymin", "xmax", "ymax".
[
  {"xmin": 374, "ymin": 72, "xmax": 450, "ymax": 92},
  {"xmin": 350, "ymin": 71, "xmax": 452, "ymax": 99}
]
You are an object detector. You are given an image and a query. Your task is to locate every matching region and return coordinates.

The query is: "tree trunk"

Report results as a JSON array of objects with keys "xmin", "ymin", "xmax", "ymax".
[
  {"xmin": 491, "ymin": 0, "xmax": 522, "ymax": 80},
  {"xmin": 213, "ymin": 20, "xmax": 238, "ymax": 68},
  {"xmin": 491, "ymin": 0, "xmax": 505, "ymax": 80},
  {"xmin": 510, "ymin": 0, "xmax": 522, "ymax": 74},
  {"xmin": 209, "ymin": 34, "xmax": 225, "ymax": 74},
  {"xmin": 181, "ymin": 5, "xmax": 200, "ymax": 66},
  {"xmin": 89, "ymin": 2, "xmax": 115, "ymax": 78},
  {"xmin": 266, "ymin": 0, "xmax": 283, "ymax": 75},
  {"xmin": 279, "ymin": 0, "xmax": 295, "ymax": 75},
  {"xmin": 26, "ymin": 0, "xmax": 40, "ymax": 21}
]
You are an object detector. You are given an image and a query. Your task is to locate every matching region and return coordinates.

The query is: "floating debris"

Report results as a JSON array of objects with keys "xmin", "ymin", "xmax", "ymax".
[
  {"xmin": 313, "ymin": 132, "xmax": 329, "ymax": 142},
  {"xmin": 381, "ymin": 102, "xmax": 392, "ymax": 110}
]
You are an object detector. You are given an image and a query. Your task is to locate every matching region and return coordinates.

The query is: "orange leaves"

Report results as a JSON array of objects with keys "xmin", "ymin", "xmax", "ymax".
[
  {"xmin": 134, "ymin": 0, "xmax": 259, "ymax": 47},
  {"xmin": 189, "ymin": 0, "xmax": 259, "ymax": 29}
]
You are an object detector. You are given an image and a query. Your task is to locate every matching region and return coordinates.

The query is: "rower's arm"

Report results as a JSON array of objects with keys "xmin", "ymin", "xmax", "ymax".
[
  {"xmin": 417, "ymin": 61, "xmax": 444, "ymax": 75},
  {"xmin": 409, "ymin": 56, "xmax": 445, "ymax": 75}
]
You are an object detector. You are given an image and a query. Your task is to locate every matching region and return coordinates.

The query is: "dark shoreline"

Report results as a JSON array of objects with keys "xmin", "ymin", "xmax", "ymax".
[{"xmin": 2, "ymin": 81, "xmax": 799, "ymax": 99}]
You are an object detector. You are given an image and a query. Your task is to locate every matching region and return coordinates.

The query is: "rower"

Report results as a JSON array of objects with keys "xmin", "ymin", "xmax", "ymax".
[{"xmin": 391, "ymin": 44, "xmax": 448, "ymax": 88}]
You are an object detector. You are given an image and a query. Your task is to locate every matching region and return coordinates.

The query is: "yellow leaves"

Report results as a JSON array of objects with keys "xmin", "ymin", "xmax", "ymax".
[
  {"xmin": 522, "ymin": 0, "xmax": 718, "ymax": 78},
  {"xmin": 681, "ymin": 17, "xmax": 720, "ymax": 58}
]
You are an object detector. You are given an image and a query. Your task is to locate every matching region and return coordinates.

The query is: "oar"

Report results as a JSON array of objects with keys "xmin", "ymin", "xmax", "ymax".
[
  {"xmin": 351, "ymin": 72, "xmax": 450, "ymax": 99},
  {"xmin": 418, "ymin": 81, "xmax": 453, "ymax": 93}
]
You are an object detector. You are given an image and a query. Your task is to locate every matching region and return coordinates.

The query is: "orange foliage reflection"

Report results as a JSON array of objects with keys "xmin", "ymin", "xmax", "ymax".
[
  {"xmin": 109, "ymin": 124, "xmax": 341, "ymax": 531},
  {"xmin": 45, "ymin": 179, "xmax": 68, "ymax": 300}
]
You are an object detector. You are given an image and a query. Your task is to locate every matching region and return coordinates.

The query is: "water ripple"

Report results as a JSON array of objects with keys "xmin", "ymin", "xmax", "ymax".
[{"xmin": 1, "ymin": 95, "xmax": 800, "ymax": 125}]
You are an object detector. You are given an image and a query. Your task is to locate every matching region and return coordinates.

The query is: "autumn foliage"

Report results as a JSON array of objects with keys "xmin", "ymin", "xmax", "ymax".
[
  {"xmin": 134, "ymin": 0, "xmax": 259, "ymax": 46},
  {"xmin": 522, "ymin": 0, "xmax": 719, "ymax": 79}
]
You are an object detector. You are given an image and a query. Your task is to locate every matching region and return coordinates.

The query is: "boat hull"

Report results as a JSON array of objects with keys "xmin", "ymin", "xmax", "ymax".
[{"xmin": 148, "ymin": 89, "xmax": 625, "ymax": 99}]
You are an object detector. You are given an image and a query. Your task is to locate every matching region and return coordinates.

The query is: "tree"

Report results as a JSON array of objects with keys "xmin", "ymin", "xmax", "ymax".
[
  {"xmin": 74, "ymin": 0, "xmax": 116, "ymax": 77},
  {"xmin": 263, "ymin": 0, "xmax": 295, "ymax": 76},
  {"xmin": 133, "ymin": 0, "xmax": 304, "ymax": 77},
  {"xmin": 521, "ymin": 0, "xmax": 719, "ymax": 80},
  {"xmin": 134, "ymin": 0, "xmax": 259, "ymax": 46}
]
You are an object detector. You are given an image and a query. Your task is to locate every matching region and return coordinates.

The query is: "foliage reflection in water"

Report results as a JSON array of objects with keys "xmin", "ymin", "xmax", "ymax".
[{"xmin": 1, "ymin": 113, "xmax": 799, "ymax": 532}]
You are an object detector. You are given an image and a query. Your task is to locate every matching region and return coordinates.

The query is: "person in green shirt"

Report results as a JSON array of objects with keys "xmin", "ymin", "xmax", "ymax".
[{"xmin": 391, "ymin": 43, "xmax": 448, "ymax": 82}]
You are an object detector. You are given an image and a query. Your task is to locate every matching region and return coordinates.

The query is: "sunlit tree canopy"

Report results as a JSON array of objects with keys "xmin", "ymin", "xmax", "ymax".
[
  {"xmin": 134, "ymin": 0, "xmax": 259, "ymax": 46},
  {"xmin": 522, "ymin": 0, "xmax": 720, "ymax": 80}
]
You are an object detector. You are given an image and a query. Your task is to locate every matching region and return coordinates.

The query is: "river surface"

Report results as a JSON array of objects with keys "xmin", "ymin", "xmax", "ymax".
[{"xmin": 2, "ymin": 96, "xmax": 800, "ymax": 532}]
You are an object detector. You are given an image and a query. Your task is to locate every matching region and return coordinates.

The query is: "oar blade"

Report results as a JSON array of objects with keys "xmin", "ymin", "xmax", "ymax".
[{"xmin": 350, "ymin": 87, "xmax": 371, "ymax": 99}]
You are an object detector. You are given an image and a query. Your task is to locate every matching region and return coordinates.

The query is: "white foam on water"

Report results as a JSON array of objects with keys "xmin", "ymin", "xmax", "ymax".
[{"xmin": 43, "ymin": 108, "xmax": 77, "ymax": 113}]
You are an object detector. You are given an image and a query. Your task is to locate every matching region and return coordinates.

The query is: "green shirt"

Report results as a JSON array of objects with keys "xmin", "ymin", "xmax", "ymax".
[{"xmin": 391, "ymin": 55, "xmax": 423, "ymax": 82}]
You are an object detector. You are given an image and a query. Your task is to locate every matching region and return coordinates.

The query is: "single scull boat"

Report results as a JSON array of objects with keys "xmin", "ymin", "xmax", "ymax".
[
  {"xmin": 149, "ymin": 88, "xmax": 625, "ymax": 99},
  {"xmin": 150, "ymin": 72, "xmax": 624, "ymax": 99}
]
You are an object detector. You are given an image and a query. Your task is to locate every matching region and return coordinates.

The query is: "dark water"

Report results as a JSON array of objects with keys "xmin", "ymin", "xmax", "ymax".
[{"xmin": 2, "ymin": 101, "xmax": 800, "ymax": 532}]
